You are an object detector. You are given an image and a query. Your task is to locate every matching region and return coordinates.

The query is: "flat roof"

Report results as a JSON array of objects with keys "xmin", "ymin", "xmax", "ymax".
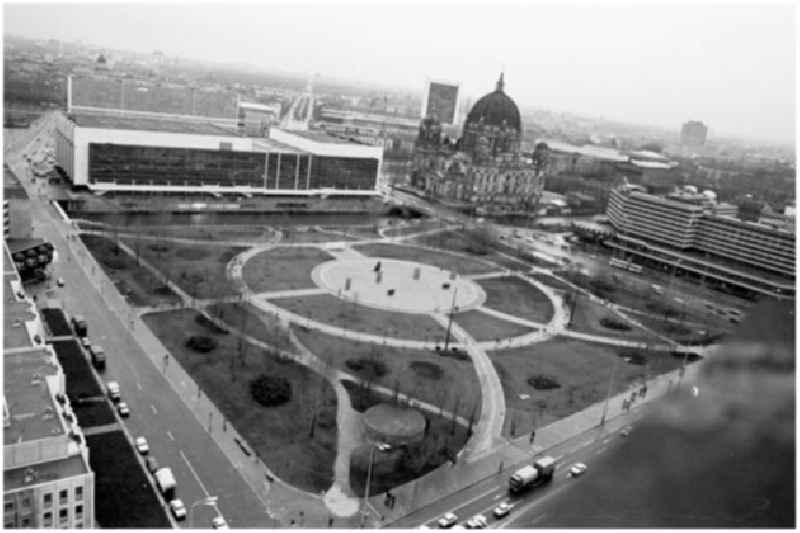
[
  {"xmin": 251, "ymin": 138, "xmax": 305, "ymax": 155},
  {"xmin": 541, "ymin": 139, "xmax": 629, "ymax": 162},
  {"xmin": 70, "ymin": 111, "xmax": 245, "ymax": 137},
  {"xmin": 4, "ymin": 242, "xmax": 15, "ymax": 274},
  {"xmin": 4, "ymin": 166, "xmax": 29, "ymax": 200},
  {"xmin": 3, "ymin": 349, "xmax": 64, "ymax": 445},
  {"xmin": 6, "ymin": 238, "xmax": 47, "ymax": 255},
  {"xmin": 282, "ymin": 129, "xmax": 372, "ymax": 145},
  {"xmin": 4, "ymin": 279, "xmax": 37, "ymax": 350},
  {"xmin": 4, "ymin": 454, "xmax": 87, "ymax": 491}
]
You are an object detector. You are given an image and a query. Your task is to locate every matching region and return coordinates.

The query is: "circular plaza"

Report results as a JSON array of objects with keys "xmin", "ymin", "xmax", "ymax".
[{"xmin": 312, "ymin": 258, "xmax": 486, "ymax": 314}]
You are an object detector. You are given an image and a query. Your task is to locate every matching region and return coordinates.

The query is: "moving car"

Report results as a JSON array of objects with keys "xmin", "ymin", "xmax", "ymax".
[
  {"xmin": 438, "ymin": 512, "xmax": 458, "ymax": 528},
  {"xmin": 106, "ymin": 381, "xmax": 120, "ymax": 402},
  {"xmin": 117, "ymin": 402, "xmax": 130, "ymax": 418},
  {"xmin": 493, "ymin": 501, "xmax": 514, "ymax": 518},
  {"xmin": 56, "ymin": 277, "xmax": 65, "ymax": 288},
  {"xmin": 211, "ymin": 516, "xmax": 229, "ymax": 529},
  {"xmin": 569, "ymin": 462, "xmax": 587, "ymax": 477},
  {"xmin": 620, "ymin": 427, "xmax": 632, "ymax": 437},
  {"xmin": 135, "ymin": 436, "xmax": 149, "ymax": 455},
  {"xmin": 377, "ymin": 443, "xmax": 393, "ymax": 452},
  {"xmin": 170, "ymin": 499, "xmax": 187, "ymax": 521},
  {"xmin": 465, "ymin": 514, "xmax": 488, "ymax": 529}
]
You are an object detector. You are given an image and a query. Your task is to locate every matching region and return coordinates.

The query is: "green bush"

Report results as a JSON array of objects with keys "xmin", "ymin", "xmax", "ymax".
[
  {"xmin": 345, "ymin": 358, "xmax": 389, "ymax": 379},
  {"xmin": 185, "ymin": 335, "xmax": 218, "ymax": 353},
  {"xmin": 527, "ymin": 374, "xmax": 561, "ymax": 390},
  {"xmin": 599, "ymin": 317, "xmax": 632, "ymax": 331},
  {"xmin": 409, "ymin": 361, "xmax": 444, "ymax": 380},
  {"xmin": 250, "ymin": 374, "xmax": 292, "ymax": 407}
]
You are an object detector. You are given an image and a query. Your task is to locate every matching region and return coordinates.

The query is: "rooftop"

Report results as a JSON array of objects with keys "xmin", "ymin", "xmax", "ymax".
[
  {"xmin": 4, "ymin": 454, "xmax": 87, "ymax": 491},
  {"xmin": 4, "ymin": 242, "xmax": 15, "ymax": 274},
  {"xmin": 4, "ymin": 276, "xmax": 37, "ymax": 350},
  {"xmin": 4, "ymin": 166, "xmax": 29, "ymax": 200},
  {"xmin": 3, "ymin": 349, "xmax": 63, "ymax": 445},
  {"xmin": 281, "ymin": 128, "xmax": 371, "ymax": 145},
  {"xmin": 630, "ymin": 160, "xmax": 673, "ymax": 169},
  {"xmin": 70, "ymin": 111, "xmax": 244, "ymax": 137},
  {"xmin": 541, "ymin": 139, "xmax": 629, "ymax": 162}
]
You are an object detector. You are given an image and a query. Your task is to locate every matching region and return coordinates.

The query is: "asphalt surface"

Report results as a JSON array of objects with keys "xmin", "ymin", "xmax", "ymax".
[
  {"xmin": 390, "ymin": 409, "xmax": 643, "ymax": 529},
  {"xmin": 9, "ymin": 117, "xmax": 277, "ymax": 528}
]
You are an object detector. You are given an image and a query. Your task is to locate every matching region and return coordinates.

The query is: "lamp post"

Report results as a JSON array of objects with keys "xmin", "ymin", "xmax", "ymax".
[
  {"xmin": 600, "ymin": 353, "xmax": 620, "ymax": 427},
  {"xmin": 362, "ymin": 442, "xmax": 390, "ymax": 527},
  {"xmin": 189, "ymin": 496, "xmax": 218, "ymax": 527}
]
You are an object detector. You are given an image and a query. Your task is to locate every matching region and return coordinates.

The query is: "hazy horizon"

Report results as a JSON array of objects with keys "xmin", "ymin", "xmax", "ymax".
[{"xmin": 3, "ymin": 2, "xmax": 796, "ymax": 144}]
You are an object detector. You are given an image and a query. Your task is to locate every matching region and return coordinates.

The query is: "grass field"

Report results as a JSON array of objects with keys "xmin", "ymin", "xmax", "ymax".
[
  {"xmin": 294, "ymin": 327, "xmax": 481, "ymax": 415},
  {"xmin": 278, "ymin": 228, "xmax": 359, "ymax": 243},
  {"xmin": 478, "ymin": 276, "xmax": 554, "ymax": 323},
  {"xmin": 126, "ymin": 224, "xmax": 275, "ymax": 242},
  {"xmin": 413, "ymin": 230, "xmax": 532, "ymax": 271},
  {"xmin": 80, "ymin": 234, "xmax": 180, "ymax": 307},
  {"xmin": 206, "ymin": 301, "xmax": 294, "ymax": 351},
  {"xmin": 353, "ymin": 242, "xmax": 496, "ymax": 275},
  {"xmin": 382, "ymin": 219, "xmax": 445, "ymax": 238},
  {"xmin": 529, "ymin": 273, "xmax": 576, "ymax": 292},
  {"xmin": 568, "ymin": 295, "xmax": 661, "ymax": 343},
  {"xmin": 243, "ymin": 247, "xmax": 334, "ymax": 292},
  {"xmin": 87, "ymin": 431, "xmax": 170, "ymax": 528},
  {"xmin": 489, "ymin": 339, "xmax": 683, "ymax": 438},
  {"xmin": 453, "ymin": 309, "xmax": 534, "ymax": 342},
  {"xmin": 122, "ymin": 237, "xmax": 246, "ymax": 299},
  {"xmin": 271, "ymin": 294, "xmax": 446, "ymax": 340},
  {"xmin": 143, "ymin": 309, "xmax": 338, "ymax": 492}
]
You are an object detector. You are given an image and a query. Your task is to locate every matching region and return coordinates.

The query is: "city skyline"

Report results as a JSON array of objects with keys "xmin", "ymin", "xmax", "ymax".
[{"xmin": 3, "ymin": 2, "xmax": 796, "ymax": 145}]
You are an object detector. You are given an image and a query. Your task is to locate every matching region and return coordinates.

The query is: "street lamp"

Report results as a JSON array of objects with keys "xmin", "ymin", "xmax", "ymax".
[
  {"xmin": 362, "ymin": 442, "xmax": 390, "ymax": 527},
  {"xmin": 189, "ymin": 496, "xmax": 218, "ymax": 527},
  {"xmin": 599, "ymin": 354, "xmax": 620, "ymax": 427}
]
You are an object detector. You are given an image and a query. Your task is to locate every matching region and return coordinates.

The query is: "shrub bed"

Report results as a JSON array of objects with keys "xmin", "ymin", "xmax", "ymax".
[
  {"xmin": 599, "ymin": 317, "xmax": 632, "ymax": 331},
  {"xmin": 345, "ymin": 358, "xmax": 389, "ymax": 379},
  {"xmin": 250, "ymin": 374, "xmax": 292, "ymax": 407},
  {"xmin": 185, "ymin": 335, "xmax": 218, "ymax": 352},
  {"xmin": 527, "ymin": 374, "xmax": 562, "ymax": 390},
  {"xmin": 409, "ymin": 361, "xmax": 444, "ymax": 380}
]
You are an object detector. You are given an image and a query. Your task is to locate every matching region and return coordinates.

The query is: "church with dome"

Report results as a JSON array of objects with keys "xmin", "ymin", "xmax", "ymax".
[{"xmin": 410, "ymin": 74, "xmax": 545, "ymax": 212}]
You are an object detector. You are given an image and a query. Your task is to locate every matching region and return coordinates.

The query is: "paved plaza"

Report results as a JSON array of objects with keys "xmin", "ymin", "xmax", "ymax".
[{"xmin": 312, "ymin": 258, "xmax": 485, "ymax": 314}]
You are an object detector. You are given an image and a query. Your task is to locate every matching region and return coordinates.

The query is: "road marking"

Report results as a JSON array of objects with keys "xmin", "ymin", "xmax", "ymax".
[
  {"xmin": 166, "ymin": 430, "xmax": 174, "ymax": 441},
  {"xmin": 420, "ymin": 487, "xmax": 504, "ymax": 526},
  {"xmin": 180, "ymin": 449, "xmax": 210, "ymax": 497},
  {"xmin": 494, "ymin": 484, "xmax": 571, "ymax": 529},
  {"xmin": 150, "ymin": 404, "xmax": 158, "ymax": 415},
  {"xmin": 594, "ymin": 445, "xmax": 608, "ymax": 456},
  {"xmin": 137, "ymin": 382, "xmax": 143, "ymax": 391}
]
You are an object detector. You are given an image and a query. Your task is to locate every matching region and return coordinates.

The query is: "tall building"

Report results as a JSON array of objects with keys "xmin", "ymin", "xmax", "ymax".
[
  {"xmin": 410, "ymin": 74, "xmax": 544, "ymax": 212},
  {"xmin": 607, "ymin": 185, "xmax": 795, "ymax": 299},
  {"xmin": 680, "ymin": 120, "xmax": 708, "ymax": 148},
  {"xmin": 3, "ymin": 241, "xmax": 95, "ymax": 529}
]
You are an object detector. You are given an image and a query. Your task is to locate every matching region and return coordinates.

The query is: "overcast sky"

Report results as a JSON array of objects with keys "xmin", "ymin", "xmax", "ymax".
[{"xmin": 4, "ymin": 2, "xmax": 796, "ymax": 143}]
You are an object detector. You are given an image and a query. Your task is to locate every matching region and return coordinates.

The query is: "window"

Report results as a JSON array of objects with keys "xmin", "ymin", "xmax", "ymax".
[
  {"xmin": 58, "ymin": 490, "xmax": 67, "ymax": 506},
  {"xmin": 43, "ymin": 493, "xmax": 52, "ymax": 508},
  {"xmin": 4, "ymin": 501, "xmax": 13, "ymax": 513},
  {"xmin": 43, "ymin": 512, "xmax": 53, "ymax": 527},
  {"xmin": 74, "ymin": 488, "xmax": 82, "ymax": 502},
  {"xmin": 20, "ymin": 517, "xmax": 31, "ymax": 527},
  {"xmin": 74, "ymin": 505, "xmax": 82, "ymax": 520},
  {"xmin": 74, "ymin": 523, "xmax": 82, "ymax": 529},
  {"xmin": 21, "ymin": 497, "xmax": 31, "ymax": 509},
  {"xmin": 59, "ymin": 508, "xmax": 68, "ymax": 520}
]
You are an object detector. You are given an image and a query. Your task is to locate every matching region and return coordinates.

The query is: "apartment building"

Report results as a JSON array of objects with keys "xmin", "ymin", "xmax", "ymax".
[
  {"xmin": 606, "ymin": 185, "xmax": 795, "ymax": 299},
  {"xmin": 3, "ymin": 241, "xmax": 95, "ymax": 529}
]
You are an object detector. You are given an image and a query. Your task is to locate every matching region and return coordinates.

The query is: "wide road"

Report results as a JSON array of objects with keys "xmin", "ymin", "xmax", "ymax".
[
  {"xmin": 9, "ymin": 116, "xmax": 277, "ymax": 528},
  {"xmin": 390, "ymin": 408, "xmax": 644, "ymax": 529}
]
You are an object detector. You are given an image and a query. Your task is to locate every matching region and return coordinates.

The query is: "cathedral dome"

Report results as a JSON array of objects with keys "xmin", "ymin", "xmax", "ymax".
[{"xmin": 464, "ymin": 73, "xmax": 521, "ymax": 132}]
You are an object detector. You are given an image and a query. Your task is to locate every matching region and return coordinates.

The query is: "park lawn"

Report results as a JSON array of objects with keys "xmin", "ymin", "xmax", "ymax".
[
  {"xmin": 453, "ymin": 309, "xmax": 534, "ymax": 342},
  {"xmin": 243, "ymin": 247, "xmax": 334, "ymax": 292},
  {"xmin": 206, "ymin": 301, "xmax": 294, "ymax": 351},
  {"xmin": 294, "ymin": 327, "xmax": 481, "ymax": 417},
  {"xmin": 150, "ymin": 224, "xmax": 276, "ymax": 242},
  {"xmin": 413, "ymin": 230, "xmax": 532, "ymax": 272},
  {"xmin": 489, "ymin": 339, "xmax": 683, "ymax": 439},
  {"xmin": 634, "ymin": 314, "xmax": 730, "ymax": 345},
  {"xmin": 478, "ymin": 276, "xmax": 554, "ymax": 323},
  {"xmin": 121, "ymin": 237, "xmax": 246, "ymax": 299},
  {"xmin": 568, "ymin": 294, "xmax": 662, "ymax": 343},
  {"xmin": 353, "ymin": 242, "xmax": 496, "ymax": 275},
  {"xmin": 143, "ymin": 309, "xmax": 338, "ymax": 493},
  {"xmin": 279, "ymin": 228, "xmax": 358, "ymax": 243},
  {"xmin": 382, "ymin": 219, "xmax": 446, "ymax": 238},
  {"xmin": 529, "ymin": 273, "xmax": 575, "ymax": 292},
  {"xmin": 80, "ymin": 234, "xmax": 180, "ymax": 307},
  {"xmin": 271, "ymin": 293, "xmax": 446, "ymax": 340}
]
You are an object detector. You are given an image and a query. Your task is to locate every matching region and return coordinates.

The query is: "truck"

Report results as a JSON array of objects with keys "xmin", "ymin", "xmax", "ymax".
[
  {"xmin": 90, "ymin": 345, "xmax": 106, "ymax": 371},
  {"xmin": 509, "ymin": 456, "xmax": 556, "ymax": 494},
  {"xmin": 106, "ymin": 381, "xmax": 120, "ymax": 402},
  {"xmin": 72, "ymin": 315, "xmax": 88, "ymax": 338},
  {"xmin": 154, "ymin": 467, "xmax": 176, "ymax": 500}
]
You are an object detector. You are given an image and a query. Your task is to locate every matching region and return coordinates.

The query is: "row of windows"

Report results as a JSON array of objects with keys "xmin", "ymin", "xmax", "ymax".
[
  {"xmin": 88, "ymin": 144, "xmax": 379, "ymax": 191},
  {"xmin": 4, "ymin": 487, "xmax": 83, "ymax": 514}
]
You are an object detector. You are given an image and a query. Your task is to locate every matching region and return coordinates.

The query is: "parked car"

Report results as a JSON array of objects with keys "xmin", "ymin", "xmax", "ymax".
[
  {"xmin": 438, "ymin": 512, "xmax": 458, "ymax": 528},
  {"xmin": 145, "ymin": 456, "xmax": 159, "ymax": 474},
  {"xmin": 56, "ymin": 277, "xmax": 65, "ymax": 288},
  {"xmin": 465, "ymin": 515, "xmax": 488, "ymax": 529},
  {"xmin": 107, "ymin": 381, "xmax": 120, "ymax": 402},
  {"xmin": 134, "ymin": 436, "xmax": 149, "ymax": 455},
  {"xmin": 569, "ymin": 462, "xmax": 587, "ymax": 477},
  {"xmin": 377, "ymin": 443, "xmax": 393, "ymax": 452},
  {"xmin": 117, "ymin": 402, "xmax": 130, "ymax": 418},
  {"xmin": 493, "ymin": 501, "xmax": 514, "ymax": 518},
  {"xmin": 170, "ymin": 499, "xmax": 187, "ymax": 521},
  {"xmin": 211, "ymin": 516, "xmax": 229, "ymax": 529}
]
